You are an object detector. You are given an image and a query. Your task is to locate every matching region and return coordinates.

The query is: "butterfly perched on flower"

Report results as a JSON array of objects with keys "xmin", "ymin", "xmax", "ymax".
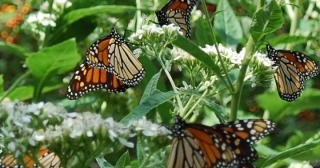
[
  {"xmin": 66, "ymin": 62, "xmax": 128, "ymax": 100},
  {"xmin": 85, "ymin": 28, "xmax": 145, "ymax": 86},
  {"xmin": 156, "ymin": 0, "xmax": 198, "ymax": 38},
  {"xmin": 0, "ymin": 147, "xmax": 62, "ymax": 168},
  {"xmin": 266, "ymin": 44, "xmax": 319, "ymax": 102},
  {"xmin": 167, "ymin": 116, "xmax": 276, "ymax": 168}
]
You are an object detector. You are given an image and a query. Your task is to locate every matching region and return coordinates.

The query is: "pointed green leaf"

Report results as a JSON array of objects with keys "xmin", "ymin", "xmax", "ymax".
[
  {"xmin": 115, "ymin": 151, "xmax": 130, "ymax": 168},
  {"xmin": 120, "ymin": 91, "xmax": 176, "ymax": 124},
  {"xmin": 96, "ymin": 157, "xmax": 114, "ymax": 168},
  {"xmin": 140, "ymin": 70, "xmax": 162, "ymax": 103}
]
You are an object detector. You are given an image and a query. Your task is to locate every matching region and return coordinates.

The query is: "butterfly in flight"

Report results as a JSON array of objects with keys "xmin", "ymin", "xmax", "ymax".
[
  {"xmin": 0, "ymin": 147, "xmax": 62, "ymax": 168},
  {"xmin": 266, "ymin": 44, "xmax": 319, "ymax": 102},
  {"xmin": 66, "ymin": 62, "xmax": 128, "ymax": 100},
  {"xmin": 156, "ymin": 0, "xmax": 198, "ymax": 38},
  {"xmin": 85, "ymin": 28, "xmax": 145, "ymax": 86},
  {"xmin": 167, "ymin": 116, "xmax": 276, "ymax": 168}
]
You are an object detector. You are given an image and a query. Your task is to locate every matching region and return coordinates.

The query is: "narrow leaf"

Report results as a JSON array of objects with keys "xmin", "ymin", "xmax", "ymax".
[
  {"xmin": 115, "ymin": 151, "xmax": 130, "ymax": 168},
  {"xmin": 0, "ymin": 75, "xmax": 3, "ymax": 95},
  {"xmin": 120, "ymin": 91, "xmax": 176, "ymax": 124},
  {"xmin": 63, "ymin": 5, "xmax": 137, "ymax": 26},
  {"xmin": 96, "ymin": 157, "xmax": 114, "ymax": 168},
  {"xmin": 140, "ymin": 70, "xmax": 162, "ymax": 103},
  {"xmin": 173, "ymin": 35, "xmax": 223, "ymax": 80}
]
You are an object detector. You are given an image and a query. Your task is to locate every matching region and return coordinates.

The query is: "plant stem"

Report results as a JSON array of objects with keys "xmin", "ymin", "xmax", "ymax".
[
  {"xmin": 157, "ymin": 56, "xmax": 184, "ymax": 114},
  {"xmin": 135, "ymin": 0, "xmax": 142, "ymax": 30},
  {"xmin": 230, "ymin": 36, "xmax": 255, "ymax": 120},
  {"xmin": 180, "ymin": 95, "xmax": 194, "ymax": 116},
  {"xmin": 185, "ymin": 89, "xmax": 208, "ymax": 119},
  {"xmin": 0, "ymin": 71, "xmax": 31, "ymax": 102},
  {"xmin": 200, "ymin": 0, "xmax": 235, "ymax": 93},
  {"xmin": 286, "ymin": 0, "xmax": 300, "ymax": 50},
  {"xmin": 229, "ymin": 0, "xmax": 262, "ymax": 120}
]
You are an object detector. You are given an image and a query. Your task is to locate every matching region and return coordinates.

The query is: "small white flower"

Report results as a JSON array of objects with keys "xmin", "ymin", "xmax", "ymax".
[
  {"xmin": 171, "ymin": 47, "xmax": 195, "ymax": 61},
  {"xmin": 133, "ymin": 48, "xmax": 143, "ymax": 58},
  {"xmin": 288, "ymin": 161, "xmax": 313, "ymax": 168}
]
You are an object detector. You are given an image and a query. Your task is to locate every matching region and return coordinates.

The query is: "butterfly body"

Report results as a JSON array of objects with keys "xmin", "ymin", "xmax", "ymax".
[
  {"xmin": 156, "ymin": 0, "xmax": 198, "ymax": 38},
  {"xmin": 85, "ymin": 28, "xmax": 145, "ymax": 86},
  {"xmin": 168, "ymin": 116, "xmax": 275, "ymax": 168},
  {"xmin": 266, "ymin": 44, "xmax": 319, "ymax": 101}
]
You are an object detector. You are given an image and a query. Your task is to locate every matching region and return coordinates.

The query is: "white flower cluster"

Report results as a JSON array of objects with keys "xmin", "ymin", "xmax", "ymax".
[
  {"xmin": 129, "ymin": 117, "xmax": 170, "ymax": 137},
  {"xmin": 0, "ymin": 100, "xmax": 170, "ymax": 156},
  {"xmin": 289, "ymin": 161, "xmax": 313, "ymax": 168},
  {"xmin": 129, "ymin": 23, "xmax": 182, "ymax": 42},
  {"xmin": 23, "ymin": 0, "xmax": 72, "ymax": 42},
  {"xmin": 171, "ymin": 47, "xmax": 195, "ymax": 61},
  {"xmin": 201, "ymin": 44, "xmax": 273, "ymax": 67}
]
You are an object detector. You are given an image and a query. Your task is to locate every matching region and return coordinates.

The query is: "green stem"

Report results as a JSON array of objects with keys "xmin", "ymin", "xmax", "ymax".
[
  {"xmin": 185, "ymin": 89, "xmax": 208, "ymax": 119},
  {"xmin": 200, "ymin": 0, "xmax": 235, "ymax": 93},
  {"xmin": 157, "ymin": 57, "xmax": 184, "ymax": 114},
  {"xmin": 229, "ymin": 36, "xmax": 255, "ymax": 120},
  {"xmin": 229, "ymin": 0, "xmax": 262, "ymax": 120},
  {"xmin": 286, "ymin": 0, "xmax": 300, "ymax": 50},
  {"xmin": 180, "ymin": 95, "xmax": 194, "ymax": 116},
  {"xmin": 34, "ymin": 69, "xmax": 52, "ymax": 102},
  {"xmin": 0, "ymin": 71, "xmax": 31, "ymax": 102},
  {"xmin": 135, "ymin": 0, "xmax": 142, "ymax": 30}
]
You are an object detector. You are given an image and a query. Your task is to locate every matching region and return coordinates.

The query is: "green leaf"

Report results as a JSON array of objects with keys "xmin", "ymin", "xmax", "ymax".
[
  {"xmin": 195, "ymin": 17, "xmax": 213, "ymax": 46},
  {"xmin": 63, "ymin": 5, "xmax": 137, "ymax": 26},
  {"xmin": 140, "ymin": 70, "xmax": 162, "ymax": 103},
  {"xmin": 214, "ymin": 0, "xmax": 243, "ymax": 46},
  {"xmin": 115, "ymin": 151, "xmax": 130, "ymax": 168},
  {"xmin": 267, "ymin": 34, "xmax": 309, "ymax": 46},
  {"xmin": 0, "ymin": 75, "xmax": 3, "ymax": 95},
  {"xmin": 136, "ymin": 137, "xmax": 144, "ymax": 162},
  {"xmin": 0, "ymin": 41, "xmax": 29, "ymax": 58},
  {"xmin": 256, "ymin": 89, "xmax": 320, "ymax": 121},
  {"xmin": 96, "ymin": 157, "xmax": 114, "ymax": 168},
  {"xmin": 250, "ymin": 0, "xmax": 284, "ymax": 42},
  {"xmin": 26, "ymin": 39, "xmax": 80, "ymax": 79},
  {"xmin": 173, "ymin": 35, "xmax": 224, "ymax": 81},
  {"xmin": 7, "ymin": 86, "xmax": 34, "ymax": 100},
  {"xmin": 120, "ymin": 91, "xmax": 176, "ymax": 124},
  {"xmin": 259, "ymin": 139, "xmax": 320, "ymax": 167}
]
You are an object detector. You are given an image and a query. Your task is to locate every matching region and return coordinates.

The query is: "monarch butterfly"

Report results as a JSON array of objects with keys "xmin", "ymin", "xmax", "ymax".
[
  {"xmin": 167, "ymin": 116, "xmax": 275, "ymax": 168},
  {"xmin": 156, "ymin": 0, "xmax": 198, "ymax": 38},
  {"xmin": 0, "ymin": 147, "xmax": 62, "ymax": 168},
  {"xmin": 85, "ymin": 28, "xmax": 145, "ymax": 86},
  {"xmin": 66, "ymin": 62, "xmax": 128, "ymax": 100},
  {"xmin": 266, "ymin": 44, "xmax": 319, "ymax": 101}
]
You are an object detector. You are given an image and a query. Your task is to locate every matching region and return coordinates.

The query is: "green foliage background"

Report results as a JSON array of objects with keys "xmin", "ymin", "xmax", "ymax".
[{"xmin": 0, "ymin": 0, "xmax": 320, "ymax": 167}]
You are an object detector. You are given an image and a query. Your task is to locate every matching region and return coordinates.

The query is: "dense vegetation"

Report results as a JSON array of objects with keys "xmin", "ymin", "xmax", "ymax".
[{"xmin": 0, "ymin": 0, "xmax": 320, "ymax": 167}]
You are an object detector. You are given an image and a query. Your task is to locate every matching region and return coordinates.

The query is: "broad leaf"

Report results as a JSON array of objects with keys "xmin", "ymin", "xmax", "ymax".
[
  {"xmin": 250, "ymin": 0, "xmax": 284, "ymax": 42},
  {"xmin": 214, "ymin": 0, "xmax": 243, "ymax": 46},
  {"xmin": 96, "ymin": 157, "xmax": 114, "ymax": 168},
  {"xmin": 26, "ymin": 39, "xmax": 80, "ymax": 79}
]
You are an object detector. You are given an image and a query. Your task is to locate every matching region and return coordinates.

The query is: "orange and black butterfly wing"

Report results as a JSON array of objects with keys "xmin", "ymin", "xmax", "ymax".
[
  {"xmin": 276, "ymin": 50, "xmax": 319, "ymax": 80},
  {"xmin": 168, "ymin": 117, "xmax": 275, "ymax": 168},
  {"xmin": 66, "ymin": 62, "xmax": 128, "ymax": 100},
  {"xmin": 274, "ymin": 64, "xmax": 304, "ymax": 101},
  {"xmin": 156, "ymin": 0, "xmax": 198, "ymax": 38},
  {"xmin": 85, "ymin": 28, "xmax": 145, "ymax": 86},
  {"xmin": 0, "ymin": 147, "xmax": 62, "ymax": 168},
  {"xmin": 266, "ymin": 44, "xmax": 318, "ymax": 101},
  {"xmin": 212, "ymin": 119, "xmax": 276, "ymax": 165}
]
